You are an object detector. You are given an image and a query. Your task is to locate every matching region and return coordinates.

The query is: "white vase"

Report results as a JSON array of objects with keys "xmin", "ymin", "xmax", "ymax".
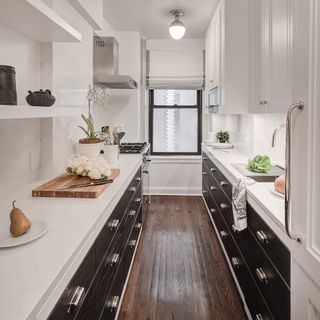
[{"xmin": 78, "ymin": 142, "xmax": 102, "ymax": 159}]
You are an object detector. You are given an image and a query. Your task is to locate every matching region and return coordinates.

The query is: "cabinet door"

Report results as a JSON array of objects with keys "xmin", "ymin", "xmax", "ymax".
[{"xmin": 251, "ymin": 0, "xmax": 292, "ymax": 114}]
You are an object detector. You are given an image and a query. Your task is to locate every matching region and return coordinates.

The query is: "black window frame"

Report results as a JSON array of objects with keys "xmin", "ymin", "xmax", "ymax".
[{"xmin": 149, "ymin": 89, "xmax": 202, "ymax": 156}]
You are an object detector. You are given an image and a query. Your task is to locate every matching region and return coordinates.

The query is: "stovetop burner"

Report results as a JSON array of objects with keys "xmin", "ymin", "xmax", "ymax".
[{"xmin": 119, "ymin": 142, "xmax": 147, "ymax": 154}]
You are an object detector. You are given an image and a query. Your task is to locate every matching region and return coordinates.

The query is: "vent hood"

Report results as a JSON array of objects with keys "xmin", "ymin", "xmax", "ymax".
[{"xmin": 93, "ymin": 37, "xmax": 137, "ymax": 89}]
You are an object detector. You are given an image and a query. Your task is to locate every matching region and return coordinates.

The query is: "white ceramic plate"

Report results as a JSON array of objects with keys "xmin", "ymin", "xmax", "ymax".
[
  {"xmin": 270, "ymin": 187, "xmax": 285, "ymax": 198},
  {"xmin": 0, "ymin": 220, "xmax": 49, "ymax": 248}
]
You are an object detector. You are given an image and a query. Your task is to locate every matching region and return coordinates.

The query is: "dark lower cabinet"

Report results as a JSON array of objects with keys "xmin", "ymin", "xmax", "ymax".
[
  {"xmin": 202, "ymin": 151, "xmax": 290, "ymax": 320},
  {"xmin": 48, "ymin": 168, "xmax": 143, "ymax": 320}
]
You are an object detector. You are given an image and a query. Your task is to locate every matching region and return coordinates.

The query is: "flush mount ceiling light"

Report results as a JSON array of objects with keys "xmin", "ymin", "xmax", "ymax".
[{"xmin": 169, "ymin": 10, "xmax": 186, "ymax": 40}]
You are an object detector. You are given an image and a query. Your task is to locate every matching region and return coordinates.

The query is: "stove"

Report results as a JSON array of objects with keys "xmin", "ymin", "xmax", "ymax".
[{"xmin": 119, "ymin": 142, "xmax": 148, "ymax": 154}]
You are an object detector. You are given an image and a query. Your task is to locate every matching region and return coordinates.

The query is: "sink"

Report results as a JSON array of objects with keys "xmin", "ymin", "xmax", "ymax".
[{"xmin": 231, "ymin": 163, "xmax": 285, "ymax": 182}]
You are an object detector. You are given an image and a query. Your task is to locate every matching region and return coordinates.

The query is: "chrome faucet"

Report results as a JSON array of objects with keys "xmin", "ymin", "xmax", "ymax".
[{"xmin": 271, "ymin": 124, "xmax": 286, "ymax": 147}]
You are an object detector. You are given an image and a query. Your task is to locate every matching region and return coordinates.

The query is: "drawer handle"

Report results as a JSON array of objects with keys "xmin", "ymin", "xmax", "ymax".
[
  {"xmin": 129, "ymin": 239, "xmax": 137, "ymax": 248},
  {"xmin": 210, "ymin": 167, "xmax": 216, "ymax": 172},
  {"xmin": 67, "ymin": 286, "xmax": 85, "ymax": 314},
  {"xmin": 110, "ymin": 253, "xmax": 120, "ymax": 266},
  {"xmin": 256, "ymin": 230, "xmax": 268, "ymax": 244},
  {"xmin": 135, "ymin": 222, "xmax": 142, "ymax": 229},
  {"xmin": 128, "ymin": 210, "xmax": 136, "ymax": 218},
  {"xmin": 255, "ymin": 314, "xmax": 264, "ymax": 320},
  {"xmin": 129, "ymin": 186, "xmax": 136, "ymax": 193},
  {"xmin": 231, "ymin": 257, "xmax": 241, "ymax": 269},
  {"xmin": 220, "ymin": 230, "xmax": 228, "ymax": 239},
  {"xmin": 220, "ymin": 203, "xmax": 229, "ymax": 210},
  {"xmin": 202, "ymin": 190, "xmax": 208, "ymax": 194},
  {"xmin": 108, "ymin": 219, "xmax": 120, "ymax": 230},
  {"xmin": 255, "ymin": 268, "xmax": 268, "ymax": 284},
  {"xmin": 210, "ymin": 186, "xmax": 217, "ymax": 191},
  {"xmin": 135, "ymin": 177, "xmax": 141, "ymax": 182},
  {"xmin": 135, "ymin": 197, "xmax": 142, "ymax": 203},
  {"xmin": 232, "ymin": 224, "xmax": 239, "ymax": 233},
  {"xmin": 106, "ymin": 295, "xmax": 120, "ymax": 312},
  {"xmin": 202, "ymin": 157, "xmax": 207, "ymax": 160},
  {"xmin": 202, "ymin": 172, "xmax": 207, "ymax": 176},
  {"xmin": 220, "ymin": 181, "xmax": 228, "ymax": 187},
  {"xmin": 210, "ymin": 208, "xmax": 217, "ymax": 214}
]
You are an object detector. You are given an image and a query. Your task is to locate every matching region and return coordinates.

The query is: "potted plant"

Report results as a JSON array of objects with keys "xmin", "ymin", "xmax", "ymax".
[
  {"xmin": 216, "ymin": 131, "xmax": 230, "ymax": 143},
  {"xmin": 78, "ymin": 86, "xmax": 110, "ymax": 159}
]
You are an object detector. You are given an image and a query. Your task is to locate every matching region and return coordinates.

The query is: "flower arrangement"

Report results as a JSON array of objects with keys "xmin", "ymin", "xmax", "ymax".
[
  {"xmin": 216, "ymin": 131, "xmax": 230, "ymax": 143},
  {"xmin": 66, "ymin": 156, "xmax": 111, "ymax": 180}
]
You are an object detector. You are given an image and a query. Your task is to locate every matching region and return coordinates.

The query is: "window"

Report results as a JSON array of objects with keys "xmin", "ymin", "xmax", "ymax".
[{"xmin": 149, "ymin": 89, "xmax": 202, "ymax": 155}]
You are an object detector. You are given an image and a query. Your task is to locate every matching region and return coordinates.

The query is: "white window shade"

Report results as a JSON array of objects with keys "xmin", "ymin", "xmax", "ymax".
[{"xmin": 147, "ymin": 50, "xmax": 204, "ymax": 89}]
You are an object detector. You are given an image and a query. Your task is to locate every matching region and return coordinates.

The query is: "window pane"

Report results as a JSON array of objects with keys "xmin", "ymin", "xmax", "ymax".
[
  {"xmin": 153, "ymin": 89, "xmax": 197, "ymax": 106},
  {"xmin": 153, "ymin": 108, "xmax": 198, "ymax": 153}
]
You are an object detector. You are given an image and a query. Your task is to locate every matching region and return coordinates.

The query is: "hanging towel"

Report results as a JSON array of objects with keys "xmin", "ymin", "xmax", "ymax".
[{"xmin": 232, "ymin": 178, "xmax": 255, "ymax": 232}]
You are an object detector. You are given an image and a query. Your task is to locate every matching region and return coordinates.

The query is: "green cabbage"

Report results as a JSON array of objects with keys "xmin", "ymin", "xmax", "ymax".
[{"xmin": 248, "ymin": 155, "xmax": 272, "ymax": 173}]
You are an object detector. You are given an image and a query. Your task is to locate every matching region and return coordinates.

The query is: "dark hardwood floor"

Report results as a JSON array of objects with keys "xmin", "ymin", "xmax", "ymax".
[{"xmin": 118, "ymin": 196, "xmax": 247, "ymax": 320}]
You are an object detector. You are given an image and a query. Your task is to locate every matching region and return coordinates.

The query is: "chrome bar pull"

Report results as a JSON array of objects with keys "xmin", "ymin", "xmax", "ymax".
[
  {"xmin": 210, "ymin": 167, "xmax": 216, "ymax": 172},
  {"xmin": 129, "ymin": 186, "xmax": 136, "ymax": 193},
  {"xmin": 67, "ymin": 286, "xmax": 85, "ymax": 314},
  {"xmin": 128, "ymin": 210, "xmax": 136, "ymax": 218},
  {"xmin": 135, "ymin": 197, "xmax": 142, "ymax": 203},
  {"xmin": 220, "ymin": 181, "xmax": 228, "ymax": 187},
  {"xmin": 210, "ymin": 186, "xmax": 217, "ymax": 191},
  {"xmin": 129, "ymin": 239, "xmax": 137, "ymax": 248},
  {"xmin": 220, "ymin": 230, "xmax": 228, "ymax": 239},
  {"xmin": 285, "ymin": 102, "xmax": 304, "ymax": 242},
  {"xmin": 135, "ymin": 222, "xmax": 142, "ymax": 229},
  {"xmin": 255, "ymin": 268, "xmax": 268, "ymax": 284},
  {"xmin": 110, "ymin": 253, "xmax": 120, "ymax": 266},
  {"xmin": 108, "ymin": 219, "xmax": 119, "ymax": 230},
  {"xmin": 210, "ymin": 208, "xmax": 217, "ymax": 214},
  {"xmin": 202, "ymin": 157, "xmax": 207, "ymax": 160},
  {"xmin": 256, "ymin": 230, "xmax": 268, "ymax": 244},
  {"xmin": 220, "ymin": 203, "xmax": 229, "ymax": 210},
  {"xmin": 231, "ymin": 257, "xmax": 241, "ymax": 268},
  {"xmin": 202, "ymin": 171, "xmax": 207, "ymax": 176},
  {"xmin": 135, "ymin": 177, "xmax": 141, "ymax": 182},
  {"xmin": 106, "ymin": 295, "xmax": 120, "ymax": 312}
]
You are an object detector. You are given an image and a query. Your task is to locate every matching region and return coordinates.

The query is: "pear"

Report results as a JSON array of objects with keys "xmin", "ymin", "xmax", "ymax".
[{"xmin": 9, "ymin": 201, "xmax": 31, "ymax": 237}]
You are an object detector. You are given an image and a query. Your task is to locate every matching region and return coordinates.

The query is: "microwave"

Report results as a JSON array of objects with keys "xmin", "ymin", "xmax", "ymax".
[{"xmin": 207, "ymin": 86, "xmax": 220, "ymax": 113}]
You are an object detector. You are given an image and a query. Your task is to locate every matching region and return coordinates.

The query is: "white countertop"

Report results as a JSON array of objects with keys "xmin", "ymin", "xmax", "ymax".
[
  {"xmin": 0, "ymin": 154, "xmax": 142, "ymax": 320},
  {"xmin": 202, "ymin": 145, "xmax": 293, "ymax": 248}
]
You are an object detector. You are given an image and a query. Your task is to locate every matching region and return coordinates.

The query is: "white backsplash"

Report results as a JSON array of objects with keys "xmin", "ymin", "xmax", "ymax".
[{"xmin": 208, "ymin": 113, "xmax": 286, "ymax": 165}]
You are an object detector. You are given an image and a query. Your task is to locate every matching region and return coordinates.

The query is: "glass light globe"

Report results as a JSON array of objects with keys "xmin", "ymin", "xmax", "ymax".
[{"xmin": 169, "ymin": 19, "xmax": 186, "ymax": 40}]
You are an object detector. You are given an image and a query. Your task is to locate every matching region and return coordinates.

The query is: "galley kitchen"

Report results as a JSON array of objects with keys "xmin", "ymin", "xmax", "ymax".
[{"xmin": 0, "ymin": 0, "xmax": 319, "ymax": 319}]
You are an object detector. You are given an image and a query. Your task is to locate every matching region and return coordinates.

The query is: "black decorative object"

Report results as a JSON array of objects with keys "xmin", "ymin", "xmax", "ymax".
[
  {"xmin": 0, "ymin": 65, "xmax": 17, "ymax": 105},
  {"xmin": 26, "ymin": 89, "xmax": 55, "ymax": 107}
]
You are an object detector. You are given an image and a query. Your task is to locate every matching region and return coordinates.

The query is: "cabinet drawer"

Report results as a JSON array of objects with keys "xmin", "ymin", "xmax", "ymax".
[
  {"xmin": 102, "ymin": 258, "xmax": 126, "ymax": 320},
  {"xmin": 203, "ymin": 152, "xmax": 232, "ymax": 200},
  {"xmin": 48, "ymin": 246, "xmax": 95, "ymax": 320},
  {"xmin": 247, "ymin": 204, "xmax": 290, "ymax": 286},
  {"xmin": 239, "ymin": 228, "xmax": 290, "ymax": 320}
]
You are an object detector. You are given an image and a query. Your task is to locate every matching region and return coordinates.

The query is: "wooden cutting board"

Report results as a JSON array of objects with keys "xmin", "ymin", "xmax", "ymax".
[{"xmin": 32, "ymin": 169, "xmax": 120, "ymax": 199}]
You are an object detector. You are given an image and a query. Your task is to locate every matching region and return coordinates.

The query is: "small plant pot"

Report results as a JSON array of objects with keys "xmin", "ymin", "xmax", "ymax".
[{"xmin": 78, "ymin": 138, "xmax": 102, "ymax": 159}]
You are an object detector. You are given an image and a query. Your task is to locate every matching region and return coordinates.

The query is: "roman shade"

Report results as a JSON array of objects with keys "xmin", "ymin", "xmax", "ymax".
[{"xmin": 147, "ymin": 49, "xmax": 205, "ymax": 89}]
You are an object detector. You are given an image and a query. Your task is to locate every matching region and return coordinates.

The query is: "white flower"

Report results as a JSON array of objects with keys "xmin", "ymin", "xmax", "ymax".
[
  {"xmin": 88, "ymin": 168, "xmax": 102, "ymax": 180},
  {"xmin": 76, "ymin": 166, "xmax": 85, "ymax": 175}
]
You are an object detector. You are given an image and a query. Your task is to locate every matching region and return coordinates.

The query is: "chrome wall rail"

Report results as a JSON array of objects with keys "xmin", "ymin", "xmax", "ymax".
[{"xmin": 285, "ymin": 102, "xmax": 304, "ymax": 242}]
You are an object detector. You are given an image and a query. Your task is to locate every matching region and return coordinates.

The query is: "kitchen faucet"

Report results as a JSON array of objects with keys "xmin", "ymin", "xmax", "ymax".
[{"xmin": 271, "ymin": 123, "xmax": 286, "ymax": 147}]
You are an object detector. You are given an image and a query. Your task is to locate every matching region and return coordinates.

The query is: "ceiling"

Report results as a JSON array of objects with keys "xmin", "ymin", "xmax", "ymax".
[{"xmin": 103, "ymin": 0, "xmax": 219, "ymax": 39}]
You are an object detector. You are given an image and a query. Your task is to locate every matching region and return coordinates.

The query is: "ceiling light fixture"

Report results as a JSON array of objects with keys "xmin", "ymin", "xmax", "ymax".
[{"xmin": 169, "ymin": 10, "xmax": 186, "ymax": 40}]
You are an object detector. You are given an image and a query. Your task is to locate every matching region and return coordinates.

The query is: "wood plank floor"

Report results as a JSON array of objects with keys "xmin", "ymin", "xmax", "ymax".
[{"xmin": 118, "ymin": 196, "xmax": 247, "ymax": 320}]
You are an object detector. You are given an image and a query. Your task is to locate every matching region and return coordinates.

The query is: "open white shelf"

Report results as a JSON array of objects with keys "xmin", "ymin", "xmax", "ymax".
[
  {"xmin": 0, "ymin": 105, "xmax": 83, "ymax": 120},
  {"xmin": 0, "ymin": 0, "xmax": 82, "ymax": 42}
]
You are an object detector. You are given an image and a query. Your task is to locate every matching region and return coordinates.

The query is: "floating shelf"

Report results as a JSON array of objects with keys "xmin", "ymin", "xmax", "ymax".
[
  {"xmin": 0, "ymin": 0, "xmax": 82, "ymax": 42},
  {"xmin": 0, "ymin": 105, "xmax": 83, "ymax": 120}
]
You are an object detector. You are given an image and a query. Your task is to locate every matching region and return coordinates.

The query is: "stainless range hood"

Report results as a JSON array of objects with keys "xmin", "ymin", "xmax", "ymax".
[{"xmin": 93, "ymin": 37, "xmax": 137, "ymax": 89}]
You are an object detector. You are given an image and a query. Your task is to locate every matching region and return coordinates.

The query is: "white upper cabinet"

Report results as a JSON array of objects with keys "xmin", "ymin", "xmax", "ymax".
[
  {"xmin": 250, "ymin": 0, "xmax": 293, "ymax": 114},
  {"xmin": 205, "ymin": 0, "xmax": 250, "ymax": 114}
]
